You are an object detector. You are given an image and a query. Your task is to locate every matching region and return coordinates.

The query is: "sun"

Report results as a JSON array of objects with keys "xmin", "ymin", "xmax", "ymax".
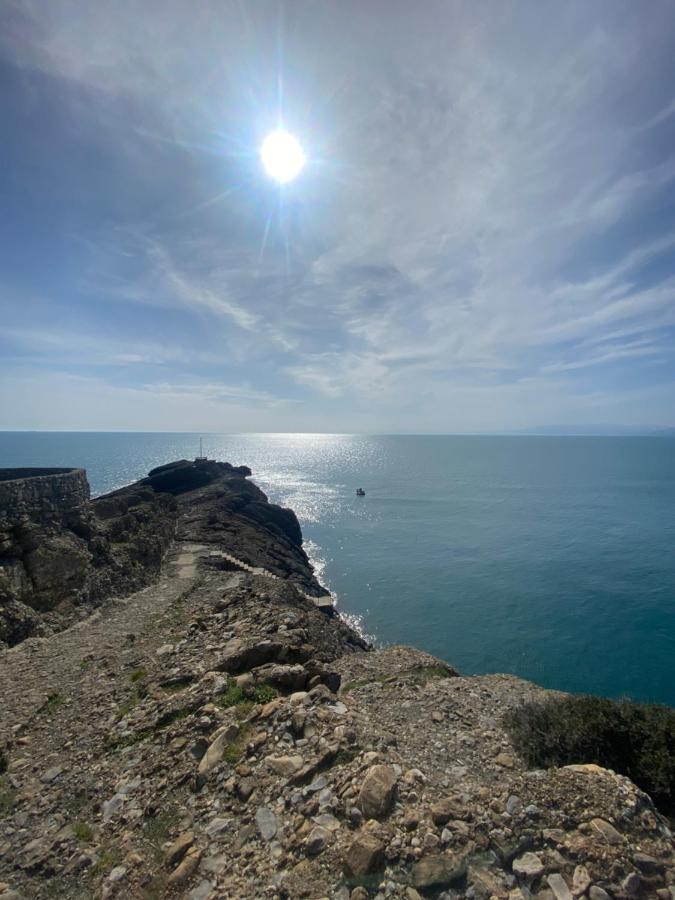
[{"xmin": 260, "ymin": 129, "xmax": 306, "ymax": 184}]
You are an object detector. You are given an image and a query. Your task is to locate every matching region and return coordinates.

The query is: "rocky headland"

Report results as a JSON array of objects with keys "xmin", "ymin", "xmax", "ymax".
[{"xmin": 0, "ymin": 460, "xmax": 673, "ymax": 900}]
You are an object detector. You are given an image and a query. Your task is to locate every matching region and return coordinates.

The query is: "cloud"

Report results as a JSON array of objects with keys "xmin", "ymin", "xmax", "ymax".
[{"xmin": 0, "ymin": 0, "xmax": 674, "ymax": 430}]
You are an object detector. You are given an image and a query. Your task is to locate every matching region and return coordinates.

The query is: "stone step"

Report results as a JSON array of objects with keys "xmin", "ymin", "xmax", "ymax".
[{"xmin": 206, "ymin": 548, "xmax": 331, "ymax": 611}]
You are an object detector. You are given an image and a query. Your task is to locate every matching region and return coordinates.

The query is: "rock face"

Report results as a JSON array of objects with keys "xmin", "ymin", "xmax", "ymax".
[
  {"xmin": 0, "ymin": 459, "xmax": 327, "ymax": 647},
  {"xmin": 0, "ymin": 458, "xmax": 673, "ymax": 900},
  {"xmin": 0, "ymin": 468, "xmax": 176, "ymax": 646}
]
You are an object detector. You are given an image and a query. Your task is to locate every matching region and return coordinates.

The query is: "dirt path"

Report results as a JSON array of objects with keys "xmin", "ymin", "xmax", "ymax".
[{"xmin": 0, "ymin": 541, "xmax": 213, "ymax": 737}]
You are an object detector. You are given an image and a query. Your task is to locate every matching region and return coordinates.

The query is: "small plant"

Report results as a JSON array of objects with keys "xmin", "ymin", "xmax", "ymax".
[
  {"xmin": 217, "ymin": 682, "xmax": 278, "ymax": 710},
  {"xmin": 144, "ymin": 803, "xmax": 180, "ymax": 847},
  {"xmin": 73, "ymin": 821, "xmax": 94, "ymax": 842},
  {"xmin": 129, "ymin": 668, "xmax": 148, "ymax": 683},
  {"xmin": 41, "ymin": 692, "xmax": 64, "ymax": 713},
  {"xmin": 94, "ymin": 844, "xmax": 122, "ymax": 874},
  {"xmin": 222, "ymin": 724, "xmax": 251, "ymax": 765},
  {"xmin": 504, "ymin": 694, "xmax": 675, "ymax": 817}
]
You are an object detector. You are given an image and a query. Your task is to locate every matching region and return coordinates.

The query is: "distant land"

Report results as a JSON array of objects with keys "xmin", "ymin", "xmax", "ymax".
[{"xmin": 507, "ymin": 425, "xmax": 675, "ymax": 436}]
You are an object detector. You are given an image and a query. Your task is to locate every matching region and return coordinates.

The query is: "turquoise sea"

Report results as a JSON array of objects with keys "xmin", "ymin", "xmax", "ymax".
[{"xmin": 1, "ymin": 432, "xmax": 674, "ymax": 706}]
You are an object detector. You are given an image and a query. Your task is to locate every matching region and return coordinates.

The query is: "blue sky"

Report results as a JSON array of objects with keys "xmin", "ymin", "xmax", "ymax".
[{"xmin": 1, "ymin": 0, "xmax": 675, "ymax": 432}]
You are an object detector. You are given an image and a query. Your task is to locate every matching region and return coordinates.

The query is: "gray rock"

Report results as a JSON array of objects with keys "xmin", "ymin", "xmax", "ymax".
[
  {"xmin": 102, "ymin": 794, "xmax": 124, "ymax": 824},
  {"xmin": 40, "ymin": 765, "xmax": 63, "ymax": 784},
  {"xmin": 513, "ymin": 852, "xmax": 544, "ymax": 879},
  {"xmin": 255, "ymin": 806, "xmax": 277, "ymax": 841},
  {"xmin": 204, "ymin": 818, "xmax": 228, "ymax": 838},
  {"xmin": 621, "ymin": 873, "xmax": 641, "ymax": 897},
  {"xmin": 305, "ymin": 825, "xmax": 331, "ymax": 855},
  {"xmin": 506, "ymin": 795, "xmax": 522, "ymax": 816},
  {"xmin": 588, "ymin": 887, "xmax": 611, "ymax": 900},
  {"xmin": 547, "ymin": 874, "xmax": 573, "ymax": 900},
  {"xmin": 189, "ymin": 880, "xmax": 214, "ymax": 900},
  {"xmin": 633, "ymin": 851, "xmax": 664, "ymax": 874}
]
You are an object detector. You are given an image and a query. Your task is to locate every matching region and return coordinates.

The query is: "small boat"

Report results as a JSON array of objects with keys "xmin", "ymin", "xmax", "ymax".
[{"xmin": 356, "ymin": 488, "xmax": 366, "ymax": 496}]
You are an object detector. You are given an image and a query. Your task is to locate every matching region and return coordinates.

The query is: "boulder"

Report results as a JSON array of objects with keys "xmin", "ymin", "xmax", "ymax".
[
  {"xmin": 359, "ymin": 765, "xmax": 397, "ymax": 819},
  {"xmin": 412, "ymin": 853, "xmax": 467, "ymax": 890},
  {"xmin": 344, "ymin": 831, "xmax": 385, "ymax": 877}
]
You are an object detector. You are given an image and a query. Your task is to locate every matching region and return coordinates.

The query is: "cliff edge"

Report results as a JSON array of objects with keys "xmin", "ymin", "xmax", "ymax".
[{"xmin": 0, "ymin": 460, "xmax": 673, "ymax": 900}]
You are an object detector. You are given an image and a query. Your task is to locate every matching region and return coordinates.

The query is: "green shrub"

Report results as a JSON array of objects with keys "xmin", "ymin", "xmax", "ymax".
[{"xmin": 504, "ymin": 694, "xmax": 675, "ymax": 816}]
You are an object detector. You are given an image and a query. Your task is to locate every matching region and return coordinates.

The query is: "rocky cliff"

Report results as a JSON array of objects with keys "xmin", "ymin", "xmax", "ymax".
[
  {"xmin": 0, "ymin": 460, "xmax": 673, "ymax": 900},
  {"xmin": 0, "ymin": 460, "xmax": 326, "ymax": 648}
]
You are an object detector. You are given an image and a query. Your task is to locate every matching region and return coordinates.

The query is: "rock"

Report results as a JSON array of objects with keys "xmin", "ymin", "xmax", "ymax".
[
  {"xmin": 344, "ymin": 831, "xmax": 385, "ymax": 877},
  {"xmin": 167, "ymin": 847, "xmax": 202, "ymax": 887},
  {"xmin": 633, "ymin": 851, "xmax": 664, "ymax": 874},
  {"xmin": 204, "ymin": 817, "xmax": 228, "ymax": 838},
  {"xmin": 236, "ymin": 778, "xmax": 255, "ymax": 801},
  {"xmin": 266, "ymin": 754, "xmax": 304, "ymax": 776},
  {"xmin": 506, "ymin": 794, "xmax": 522, "ymax": 816},
  {"xmin": 430, "ymin": 797, "xmax": 464, "ymax": 826},
  {"xmin": 305, "ymin": 825, "xmax": 331, "ymax": 856},
  {"xmin": 255, "ymin": 806, "xmax": 277, "ymax": 841},
  {"xmin": 107, "ymin": 866, "xmax": 127, "ymax": 884},
  {"xmin": 621, "ymin": 873, "xmax": 641, "ymax": 897},
  {"xmin": 589, "ymin": 818, "xmax": 623, "ymax": 845},
  {"xmin": 165, "ymin": 831, "xmax": 194, "ymax": 868},
  {"xmin": 588, "ymin": 888, "xmax": 611, "ymax": 900},
  {"xmin": 351, "ymin": 889, "xmax": 369, "ymax": 900},
  {"xmin": 189, "ymin": 880, "xmax": 215, "ymax": 900},
  {"xmin": 253, "ymin": 663, "xmax": 309, "ymax": 691},
  {"xmin": 40, "ymin": 766, "xmax": 63, "ymax": 784},
  {"xmin": 196, "ymin": 724, "xmax": 239, "ymax": 784},
  {"xmin": 572, "ymin": 865, "xmax": 591, "ymax": 896},
  {"xmin": 102, "ymin": 794, "xmax": 124, "ymax": 824},
  {"xmin": 412, "ymin": 854, "xmax": 467, "ymax": 890},
  {"xmin": 547, "ymin": 874, "xmax": 573, "ymax": 900},
  {"xmin": 513, "ymin": 852, "xmax": 545, "ymax": 880},
  {"xmin": 156, "ymin": 644, "xmax": 174, "ymax": 656},
  {"xmin": 494, "ymin": 753, "xmax": 516, "ymax": 768},
  {"xmin": 358, "ymin": 764, "xmax": 397, "ymax": 819}
]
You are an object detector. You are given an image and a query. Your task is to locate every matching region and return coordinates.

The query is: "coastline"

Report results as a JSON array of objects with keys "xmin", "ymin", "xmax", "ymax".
[{"xmin": 0, "ymin": 459, "xmax": 673, "ymax": 898}]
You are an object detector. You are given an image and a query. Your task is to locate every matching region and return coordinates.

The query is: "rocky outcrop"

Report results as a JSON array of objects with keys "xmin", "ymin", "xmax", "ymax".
[
  {"xmin": 0, "ymin": 460, "xmax": 673, "ymax": 900},
  {"xmin": 0, "ymin": 460, "xmax": 327, "ymax": 647}
]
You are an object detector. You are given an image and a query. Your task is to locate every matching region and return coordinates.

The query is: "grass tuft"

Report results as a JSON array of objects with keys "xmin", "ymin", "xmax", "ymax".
[{"xmin": 73, "ymin": 821, "xmax": 94, "ymax": 842}]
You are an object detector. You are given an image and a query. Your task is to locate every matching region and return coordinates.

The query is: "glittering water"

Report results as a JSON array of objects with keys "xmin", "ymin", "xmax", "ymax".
[{"xmin": 1, "ymin": 432, "xmax": 674, "ymax": 705}]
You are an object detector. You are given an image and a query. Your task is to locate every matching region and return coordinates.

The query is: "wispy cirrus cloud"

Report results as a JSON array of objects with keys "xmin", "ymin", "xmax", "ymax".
[{"xmin": 1, "ymin": 0, "xmax": 674, "ymax": 430}]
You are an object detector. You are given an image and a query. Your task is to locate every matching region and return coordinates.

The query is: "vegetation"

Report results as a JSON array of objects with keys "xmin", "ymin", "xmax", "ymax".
[
  {"xmin": 144, "ymin": 803, "xmax": 181, "ymax": 846},
  {"xmin": 72, "ymin": 821, "xmax": 94, "ymax": 842},
  {"xmin": 504, "ymin": 694, "xmax": 675, "ymax": 816},
  {"xmin": 129, "ymin": 668, "xmax": 148, "ymax": 683},
  {"xmin": 343, "ymin": 663, "xmax": 455, "ymax": 693},
  {"xmin": 217, "ymin": 682, "xmax": 278, "ymax": 720},
  {"xmin": 40, "ymin": 692, "xmax": 64, "ymax": 713}
]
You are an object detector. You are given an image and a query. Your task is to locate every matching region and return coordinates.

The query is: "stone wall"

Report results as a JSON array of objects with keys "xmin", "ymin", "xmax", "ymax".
[{"xmin": 0, "ymin": 468, "xmax": 90, "ymax": 527}]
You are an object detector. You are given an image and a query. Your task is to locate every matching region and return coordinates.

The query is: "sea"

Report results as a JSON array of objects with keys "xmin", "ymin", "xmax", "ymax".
[{"xmin": 1, "ymin": 431, "xmax": 674, "ymax": 707}]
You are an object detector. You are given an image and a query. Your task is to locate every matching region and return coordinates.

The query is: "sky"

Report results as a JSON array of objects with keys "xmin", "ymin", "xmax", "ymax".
[{"xmin": 1, "ymin": 0, "xmax": 675, "ymax": 433}]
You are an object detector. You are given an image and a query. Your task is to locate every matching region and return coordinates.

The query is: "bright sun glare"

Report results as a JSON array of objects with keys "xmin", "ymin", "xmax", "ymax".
[{"xmin": 260, "ymin": 129, "xmax": 306, "ymax": 184}]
